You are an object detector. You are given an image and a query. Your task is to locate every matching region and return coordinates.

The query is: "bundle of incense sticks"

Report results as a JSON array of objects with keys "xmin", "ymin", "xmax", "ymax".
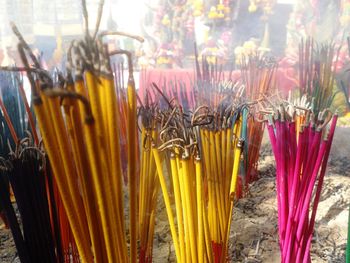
[
  {"xmin": 195, "ymin": 52, "xmax": 276, "ymax": 197},
  {"xmin": 8, "ymin": 0, "xmax": 151, "ymax": 260},
  {"xmin": 0, "ymin": 70, "xmax": 79, "ymax": 263},
  {"xmin": 0, "ymin": 72, "xmax": 19, "ymax": 224},
  {"xmin": 195, "ymin": 51, "xmax": 239, "ymax": 108},
  {"xmin": 112, "ymin": 62, "xmax": 129, "ymax": 183},
  {"xmin": 198, "ymin": 105, "xmax": 248, "ymax": 262},
  {"xmin": 153, "ymin": 114, "xmax": 207, "ymax": 263},
  {"xmin": 297, "ymin": 38, "xmax": 337, "ymax": 116},
  {"xmin": 265, "ymin": 104, "xmax": 337, "ymax": 263},
  {"xmin": 7, "ymin": 2, "xmax": 164, "ymax": 261},
  {"xmin": 239, "ymin": 54, "xmax": 277, "ymax": 189},
  {"xmin": 47, "ymin": 159, "xmax": 80, "ymax": 263},
  {"xmin": 0, "ymin": 71, "xmax": 37, "ymax": 226},
  {"xmin": 0, "ymin": 72, "xmax": 60, "ymax": 262},
  {"xmin": 0, "ymin": 142, "xmax": 57, "ymax": 263},
  {"xmin": 0, "ymin": 71, "xmax": 37, "ymax": 147},
  {"xmin": 149, "ymin": 90, "xmax": 247, "ymax": 263},
  {"xmin": 140, "ymin": 73, "xmax": 196, "ymax": 110},
  {"xmin": 137, "ymin": 93, "xmax": 160, "ymax": 263}
]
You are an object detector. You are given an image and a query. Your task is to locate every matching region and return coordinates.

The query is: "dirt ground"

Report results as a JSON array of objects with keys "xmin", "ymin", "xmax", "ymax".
[{"xmin": 1, "ymin": 127, "xmax": 349, "ymax": 263}]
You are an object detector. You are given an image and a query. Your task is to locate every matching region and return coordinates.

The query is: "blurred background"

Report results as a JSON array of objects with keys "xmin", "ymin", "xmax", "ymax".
[{"xmin": 1, "ymin": 0, "xmax": 349, "ymax": 69}]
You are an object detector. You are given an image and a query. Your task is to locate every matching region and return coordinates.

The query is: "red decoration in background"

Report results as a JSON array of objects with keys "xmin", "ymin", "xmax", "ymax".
[{"xmin": 139, "ymin": 66, "xmax": 297, "ymax": 106}]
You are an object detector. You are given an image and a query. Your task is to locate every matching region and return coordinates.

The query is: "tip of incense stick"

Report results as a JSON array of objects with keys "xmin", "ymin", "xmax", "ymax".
[{"xmin": 9, "ymin": 21, "xmax": 18, "ymax": 33}]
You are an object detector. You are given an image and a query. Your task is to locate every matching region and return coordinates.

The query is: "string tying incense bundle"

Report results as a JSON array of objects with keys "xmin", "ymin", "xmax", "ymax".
[{"xmin": 265, "ymin": 103, "xmax": 337, "ymax": 263}]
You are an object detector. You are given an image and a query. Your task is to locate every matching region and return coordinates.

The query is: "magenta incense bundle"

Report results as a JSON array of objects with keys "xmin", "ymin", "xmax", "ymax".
[{"xmin": 266, "ymin": 106, "xmax": 337, "ymax": 263}]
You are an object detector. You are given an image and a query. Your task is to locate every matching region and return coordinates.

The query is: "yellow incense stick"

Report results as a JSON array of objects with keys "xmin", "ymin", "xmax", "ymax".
[
  {"xmin": 170, "ymin": 155, "xmax": 185, "ymax": 263},
  {"xmin": 196, "ymin": 157, "xmax": 204, "ymax": 263},
  {"xmin": 33, "ymin": 93, "xmax": 93, "ymax": 262},
  {"xmin": 152, "ymin": 148, "xmax": 181, "ymax": 260},
  {"xmin": 182, "ymin": 155, "xmax": 198, "ymax": 263},
  {"xmin": 127, "ymin": 77, "xmax": 138, "ymax": 263}
]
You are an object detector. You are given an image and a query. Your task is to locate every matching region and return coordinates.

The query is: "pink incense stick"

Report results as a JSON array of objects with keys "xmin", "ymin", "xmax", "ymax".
[
  {"xmin": 291, "ymin": 130, "xmax": 321, "ymax": 258},
  {"xmin": 267, "ymin": 123, "xmax": 277, "ymax": 157},
  {"xmin": 288, "ymin": 121, "xmax": 297, "ymax": 202},
  {"xmin": 277, "ymin": 119, "xmax": 288, "ymax": 246},
  {"xmin": 269, "ymin": 112, "xmax": 336, "ymax": 263},
  {"xmin": 295, "ymin": 140, "xmax": 327, "ymax": 261},
  {"xmin": 289, "ymin": 125, "xmax": 311, "ymax": 260},
  {"xmin": 283, "ymin": 128, "xmax": 306, "ymax": 262},
  {"xmin": 295, "ymin": 130, "xmax": 321, "ymax": 217},
  {"xmin": 307, "ymin": 123, "xmax": 315, "ymax": 155},
  {"xmin": 281, "ymin": 118, "xmax": 290, "ymax": 241},
  {"xmin": 274, "ymin": 120, "xmax": 283, "ymax": 247},
  {"xmin": 301, "ymin": 115, "xmax": 338, "ymax": 262}
]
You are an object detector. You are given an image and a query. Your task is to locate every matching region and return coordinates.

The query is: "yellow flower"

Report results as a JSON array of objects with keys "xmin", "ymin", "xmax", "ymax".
[
  {"xmin": 243, "ymin": 41, "xmax": 256, "ymax": 53},
  {"xmin": 157, "ymin": 57, "xmax": 171, "ymax": 65},
  {"xmin": 248, "ymin": 3, "xmax": 257, "ymax": 13},
  {"xmin": 208, "ymin": 8, "xmax": 218, "ymax": 19},
  {"xmin": 193, "ymin": 0, "xmax": 203, "ymax": 17},
  {"xmin": 193, "ymin": 10, "xmax": 202, "ymax": 17},
  {"xmin": 217, "ymin": 4, "xmax": 225, "ymax": 11},
  {"xmin": 161, "ymin": 15, "xmax": 171, "ymax": 26},
  {"xmin": 193, "ymin": 0, "xmax": 203, "ymax": 10}
]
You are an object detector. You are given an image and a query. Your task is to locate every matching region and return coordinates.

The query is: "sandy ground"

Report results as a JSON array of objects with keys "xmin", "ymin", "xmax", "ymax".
[{"xmin": 1, "ymin": 127, "xmax": 349, "ymax": 262}]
